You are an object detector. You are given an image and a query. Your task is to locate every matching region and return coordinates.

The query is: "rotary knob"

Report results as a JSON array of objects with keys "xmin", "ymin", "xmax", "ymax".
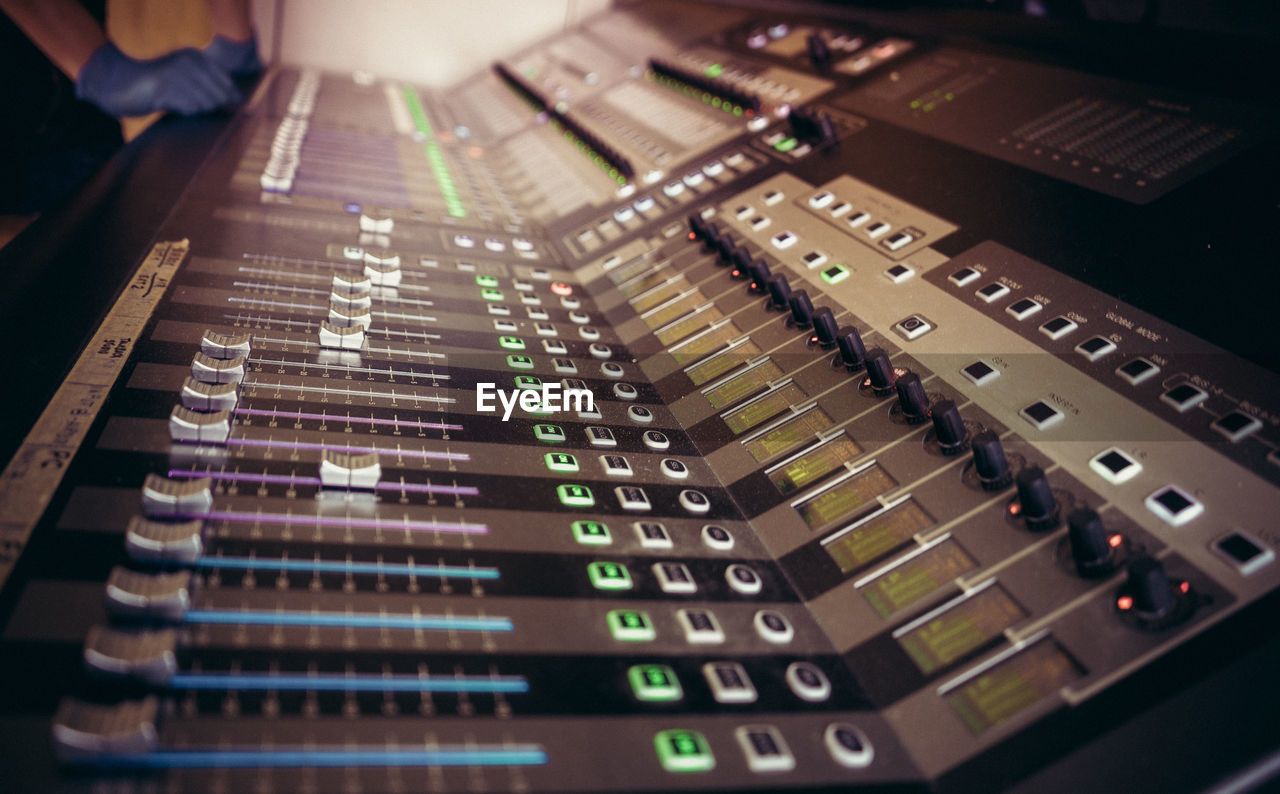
[
  {"xmin": 766, "ymin": 274, "xmax": 791, "ymax": 310},
  {"xmin": 812, "ymin": 307, "xmax": 838, "ymax": 347},
  {"xmin": 970, "ymin": 431, "xmax": 1011, "ymax": 490},
  {"xmin": 895, "ymin": 372, "xmax": 930, "ymax": 423},
  {"xmin": 1014, "ymin": 465, "xmax": 1059, "ymax": 531},
  {"xmin": 747, "ymin": 258, "xmax": 771, "ymax": 292},
  {"xmin": 836, "ymin": 326, "xmax": 866, "ymax": 369},
  {"xmin": 1068, "ymin": 508, "xmax": 1118, "ymax": 578},
  {"xmin": 788, "ymin": 290, "xmax": 814, "ymax": 327},
  {"xmin": 864, "ymin": 348, "xmax": 894, "ymax": 394},
  {"xmin": 1124, "ymin": 555, "xmax": 1176, "ymax": 619},
  {"xmin": 930, "ymin": 400, "xmax": 967, "ymax": 454}
]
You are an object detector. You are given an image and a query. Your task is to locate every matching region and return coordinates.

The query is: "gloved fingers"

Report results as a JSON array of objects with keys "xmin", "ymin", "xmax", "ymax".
[{"xmin": 158, "ymin": 50, "xmax": 241, "ymax": 114}]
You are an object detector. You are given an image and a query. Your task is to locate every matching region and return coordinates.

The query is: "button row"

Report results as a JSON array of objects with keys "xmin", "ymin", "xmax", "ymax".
[{"xmin": 654, "ymin": 722, "xmax": 872, "ymax": 774}]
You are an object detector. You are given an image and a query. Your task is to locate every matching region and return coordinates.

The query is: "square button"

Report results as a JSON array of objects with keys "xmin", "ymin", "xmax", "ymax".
[
  {"xmin": 820, "ymin": 264, "xmax": 850, "ymax": 285},
  {"xmin": 1161, "ymin": 383, "xmax": 1208, "ymax": 413},
  {"xmin": 976, "ymin": 283, "xmax": 1010, "ymax": 303},
  {"xmin": 749, "ymin": 216, "xmax": 771, "ymax": 231},
  {"xmin": 829, "ymin": 201, "xmax": 852, "ymax": 217},
  {"xmin": 601, "ymin": 455, "xmax": 633, "ymax": 477},
  {"xmin": 961, "ymin": 360, "xmax": 999, "ymax": 386},
  {"xmin": 894, "ymin": 315, "xmax": 933, "ymax": 340},
  {"xmin": 1020, "ymin": 400, "xmax": 1064, "ymax": 430},
  {"xmin": 616, "ymin": 485, "xmax": 650, "ymax": 511},
  {"xmin": 634, "ymin": 521, "xmax": 673, "ymax": 549},
  {"xmin": 545, "ymin": 452, "xmax": 579, "ymax": 473},
  {"xmin": 883, "ymin": 232, "xmax": 914, "ymax": 251},
  {"xmin": 1213, "ymin": 411, "xmax": 1262, "ymax": 442},
  {"xmin": 763, "ymin": 189, "xmax": 785, "ymax": 206},
  {"xmin": 808, "ymin": 191, "xmax": 835, "ymax": 209},
  {"xmin": 865, "ymin": 221, "xmax": 891, "ymax": 239},
  {"xmin": 606, "ymin": 608, "xmax": 654, "ymax": 641},
  {"xmin": 1116, "ymin": 358, "xmax": 1160, "ymax": 385},
  {"xmin": 542, "ymin": 339, "xmax": 568, "ymax": 355},
  {"xmin": 654, "ymin": 729, "xmax": 714, "ymax": 773},
  {"xmin": 556, "ymin": 483, "xmax": 594, "ymax": 507},
  {"xmin": 884, "ymin": 264, "xmax": 915, "ymax": 283},
  {"xmin": 1090, "ymin": 447, "xmax": 1142, "ymax": 484},
  {"xmin": 1076, "ymin": 336, "xmax": 1117, "ymax": 362},
  {"xmin": 1040, "ymin": 316, "xmax": 1078, "ymax": 340},
  {"xmin": 735, "ymin": 725, "xmax": 795, "ymax": 773},
  {"xmin": 733, "ymin": 205, "xmax": 754, "ymax": 219},
  {"xmin": 587, "ymin": 561, "xmax": 632, "ymax": 590},
  {"xmin": 949, "ymin": 267, "xmax": 980, "ymax": 287},
  {"xmin": 1212, "ymin": 531, "xmax": 1275, "ymax": 575},
  {"xmin": 533, "ymin": 424, "xmax": 565, "ymax": 443},
  {"xmin": 770, "ymin": 231, "xmax": 797, "ymax": 249},
  {"xmin": 571, "ymin": 520, "xmax": 612, "ymax": 546},
  {"xmin": 1006, "ymin": 298, "xmax": 1043, "ymax": 320},
  {"xmin": 586, "ymin": 426, "xmax": 617, "ymax": 448},
  {"xmin": 801, "ymin": 250, "xmax": 829, "ymax": 269},
  {"xmin": 676, "ymin": 608, "xmax": 724, "ymax": 644},
  {"xmin": 1145, "ymin": 485, "xmax": 1203, "ymax": 525},
  {"xmin": 703, "ymin": 661, "xmax": 757, "ymax": 703},
  {"xmin": 629, "ymin": 664, "xmax": 683, "ymax": 702},
  {"xmin": 654, "ymin": 562, "xmax": 697, "ymax": 594},
  {"xmin": 847, "ymin": 211, "xmax": 870, "ymax": 228},
  {"xmin": 552, "ymin": 358, "xmax": 578, "ymax": 374}
]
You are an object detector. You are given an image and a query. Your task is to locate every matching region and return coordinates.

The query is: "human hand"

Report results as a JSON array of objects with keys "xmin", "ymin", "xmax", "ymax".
[
  {"xmin": 204, "ymin": 33, "xmax": 262, "ymax": 77},
  {"xmin": 75, "ymin": 41, "xmax": 241, "ymax": 117}
]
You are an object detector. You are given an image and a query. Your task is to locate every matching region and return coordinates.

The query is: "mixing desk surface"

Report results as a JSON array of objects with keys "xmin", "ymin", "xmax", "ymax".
[{"xmin": 2, "ymin": 1, "xmax": 1279, "ymax": 792}]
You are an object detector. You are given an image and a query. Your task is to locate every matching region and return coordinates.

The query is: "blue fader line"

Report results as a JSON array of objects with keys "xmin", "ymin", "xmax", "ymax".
[
  {"xmin": 84, "ymin": 746, "xmax": 548, "ymax": 769},
  {"xmin": 196, "ymin": 556, "xmax": 500, "ymax": 580},
  {"xmin": 168, "ymin": 672, "xmax": 529, "ymax": 693},
  {"xmin": 183, "ymin": 610, "xmax": 513, "ymax": 632}
]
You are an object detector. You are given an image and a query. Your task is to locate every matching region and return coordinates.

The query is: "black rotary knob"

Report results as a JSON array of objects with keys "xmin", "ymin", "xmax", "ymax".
[
  {"xmin": 788, "ymin": 290, "xmax": 814, "ymax": 327},
  {"xmin": 836, "ymin": 326, "xmax": 866, "ymax": 369},
  {"xmin": 864, "ymin": 348, "xmax": 894, "ymax": 394},
  {"xmin": 715, "ymin": 231, "xmax": 737, "ymax": 261},
  {"xmin": 729, "ymin": 246, "xmax": 752, "ymax": 276},
  {"xmin": 1068, "ymin": 508, "xmax": 1114, "ymax": 577},
  {"xmin": 930, "ymin": 400, "xmax": 967, "ymax": 454},
  {"xmin": 971, "ymin": 431, "xmax": 1011, "ymax": 490},
  {"xmin": 747, "ymin": 258, "xmax": 771, "ymax": 291},
  {"xmin": 895, "ymin": 372, "xmax": 930, "ymax": 423},
  {"xmin": 688, "ymin": 213, "xmax": 708, "ymax": 239},
  {"xmin": 807, "ymin": 32, "xmax": 831, "ymax": 69},
  {"xmin": 1015, "ymin": 465, "xmax": 1059, "ymax": 531},
  {"xmin": 702, "ymin": 221, "xmax": 723, "ymax": 251},
  {"xmin": 812, "ymin": 307, "xmax": 838, "ymax": 347},
  {"xmin": 766, "ymin": 274, "xmax": 791, "ymax": 309},
  {"xmin": 1125, "ymin": 555, "xmax": 1176, "ymax": 618}
]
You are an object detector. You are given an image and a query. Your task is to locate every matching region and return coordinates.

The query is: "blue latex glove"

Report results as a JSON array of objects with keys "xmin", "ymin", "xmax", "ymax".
[
  {"xmin": 75, "ymin": 41, "xmax": 241, "ymax": 117},
  {"xmin": 204, "ymin": 33, "xmax": 262, "ymax": 78}
]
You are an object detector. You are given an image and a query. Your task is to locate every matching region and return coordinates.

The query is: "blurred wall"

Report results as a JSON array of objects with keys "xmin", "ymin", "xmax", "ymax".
[{"xmin": 261, "ymin": 0, "xmax": 611, "ymax": 86}]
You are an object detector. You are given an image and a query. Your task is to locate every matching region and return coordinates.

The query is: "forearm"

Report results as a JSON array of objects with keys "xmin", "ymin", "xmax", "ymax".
[
  {"xmin": 0, "ymin": 0, "xmax": 107, "ymax": 79},
  {"xmin": 206, "ymin": 0, "xmax": 252, "ymax": 42}
]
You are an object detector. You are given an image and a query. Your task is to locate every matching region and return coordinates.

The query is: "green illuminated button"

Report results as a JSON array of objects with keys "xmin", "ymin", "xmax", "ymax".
[
  {"xmin": 820, "ymin": 264, "xmax": 851, "ymax": 285},
  {"xmin": 774, "ymin": 137, "xmax": 799, "ymax": 153},
  {"xmin": 588, "ymin": 561, "xmax": 632, "ymax": 590},
  {"xmin": 514, "ymin": 375, "xmax": 542, "ymax": 390},
  {"xmin": 606, "ymin": 608, "xmax": 654, "ymax": 641},
  {"xmin": 557, "ymin": 483, "xmax": 594, "ymax": 507},
  {"xmin": 481, "ymin": 288, "xmax": 505, "ymax": 301},
  {"xmin": 704, "ymin": 63, "xmax": 724, "ymax": 78},
  {"xmin": 475, "ymin": 274, "xmax": 500, "ymax": 288},
  {"xmin": 629, "ymin": 664, "xmax": 683, "ymax": 702},
  {"xmin": 498, "ymin": 335, "xmax": 525, "ymax": 350},
  {"xmin": 506, "ymin": 354, "xmax": 534, "ymax": 370},
  {"xmin": 572, "ymin": 520, "xmax": 611, "ymax": 545},
  {"xmin": 545, "ymin": 452, "xmax": 579, "ymax": 473},
  {"xmin": 654, "ymin": 729, "xmax": 714, "ymax": 773},
  {"xmin": 534, "ymin": 424, "xmax": 565, "ymax": 443}
]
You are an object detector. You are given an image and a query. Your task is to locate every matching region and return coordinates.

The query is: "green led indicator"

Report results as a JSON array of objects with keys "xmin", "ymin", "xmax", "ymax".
[
  {"xmin": 401, "ymin": 86, "xmax": 467, "ymax": 219},
  {"xmin": 606, "ymin": 609, "xmax": 655, "ymax": 641},
  {"xmin": 506, "ymin": 354, "xmax": 534, "ymax": 370},
  {"xmin": 733, "ymin": 107, "xmax": 743, "ymax": 117},
  {"xmin": 711, "ymin": 97, "xmax": 721, "ymax": 108},
  {"xmin": 514, "ymin": 375, "xmax": 542, "ymax": 390},
  {"xmin": 498, "ymin": 336, "xmax": 525, "ymax": 350},
  {"xmin": 481, "ymin": 288, "xmax": 505, "ymax": 302},
  {"xmin": 475, "ymin": 274, "xmax": 499, "ymax": 287},
  {"xmin": 654, "ymin": 730, "xmax": 715, "ymax": 773},
  {"xmin": 545, "ymin": 452, "xmax": 579, "ymax": 473},
  {"xmin": 820, "ymin": 264, "xmax": 851, "ymax": 285},
  {"xmin": 945, "ymin": 92, "xmax": 955, "ymax": 101},
  {"xmin": 774, "ymin": 137, "xmax": 799, "ymax": 153},
  {"xmin": 587, "ymin": 561, "xmax": 632, "ymax": 590},
  {"xmin": 704, "ymin": 63, "xmax": 724, "ymax": 78},
  {"xmin": 572, "ymin": 520, "xmax": 611, "ymax": 546},
  {"xmin": 534, "ymin": 424, "xmax": 566, "ymax": 443},
  {"xmin": 628, "ymin": 664, "xmax": 683, "ymax": 702},
  {"xmin": 910, "ymin": 100, "xmax": 921, "ymax": 109},
  {"xmin": 557, "ymin": 483, "xmax": 595, "ymax": 508}
]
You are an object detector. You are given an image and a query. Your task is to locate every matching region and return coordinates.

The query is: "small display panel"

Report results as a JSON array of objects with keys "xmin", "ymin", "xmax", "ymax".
[
  {"xmin": 685, "ymin": 340, "xmax": 761, "ymax": 386},
  {"xmin": 859, "ymin": 540, "xmax": 977, "ymax": 618},
  {"xmin": 947, "ymin": 639, "xmax": 1085, "ymax": 735},
  {"xmin": 631, "ymin": 276, "xmax": 692, "ymax": 312},
  {"xmin": 763, "ymin": 430, "xmax": 857, "ymax": 489},
  {"xmin": 670, "ymin": 322, "xmax": 742, "ymax": 365},
  {"xmin": 896, "ymin": 584, "xmax": 1026, "ymax": 675},
  {"xmin": 644, "ymin": 290, "xmax": 705, "ymax": 329},
  {"xmin": 797, "ymin": 465, "xmax": 896, "ymax": 530},
  {"xmin": 655, "ymin": 304, "xmax": 723, "ymax": 345},
  {"xmin": 823, "ymin": 499, "xmax": 934, "ymax": 572},
  {"xmin": 722, "ymin": 382, "xmax": 806, "ymax": 435},
  {"xmin": 704, "ymin": 360, "xmax": 783, "ymax": 410}
]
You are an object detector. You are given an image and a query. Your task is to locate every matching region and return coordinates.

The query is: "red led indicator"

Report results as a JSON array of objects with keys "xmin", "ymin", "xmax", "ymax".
[
  {"xmin": 730, "ymin": 269, "xmax": 741, "ymax": 278},
  {"xmin": 1008, "ymin": 502, "xmax": 1022, "ymax": 517},
  {"xmin": 550, "ymin": 282, "xmax": 573, "ymax": 296},
  {"xmin": 1109, "ymin": 534, "xmax": 1123, "ymax": 548},
  {"xmin": 688, "ymin": 232, "xmax": 697, "ymax": 240},
  {"xmin": 1179, "ymin": 581, "xmax": 1190, "ymax": 593},
  {"xmin": 1117, "ymin": 595, "xmax": 1133, "ymax": 611}
]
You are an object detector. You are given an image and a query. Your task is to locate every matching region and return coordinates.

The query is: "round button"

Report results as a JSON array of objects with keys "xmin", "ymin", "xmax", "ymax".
[
  {"xmin": 660, "ymin": 458, "xmax": 689, "ymax": 480},
  {"xmin": 787, "ymin": 662, "xmax": 831, "ymax": 702},
  {"xmin": 642, "ymin": 430, "xmax": 670, "ymax": 451},
  {"xmin": 627, "ymin": 405, "xmax": 654, "ymax": 424},
  {"xmin": 578, "ymin": 326, "xmax": 601, "ymax": 341},
  {"xmin": 726, "ymin": 563, "xmax": 762, "ymax": 595},
  {"xmin": 560, "ymin": 296, "xmax": 582, "ymax": 310},
  {"xmin": 569, "ymin": 311, "xmax": 591, "ymax": 325},
  {"xmin": 601, "ymin": 362, "xmax": 624, "ymax": 378},
  {"xmin": 678, "ymin": 489, "xmax": 710, "ymax": 514},
  {"xmin": 753, "ymin": 610, "xmax": 793, "ymax": 643},
  {"xmin": 823, "ymin": 723, "xmax": 873, "ymax": 768},
  {"xmin": 589, "ymin": 343, "xmax": 613, "ymax": 360},
  {"xmin": 702, "ymin": 524, "xmax": 734, "ymax": 550},
  {"xmin": 613, "ymin": 383, "xmax": 638, "ymax": 399}
]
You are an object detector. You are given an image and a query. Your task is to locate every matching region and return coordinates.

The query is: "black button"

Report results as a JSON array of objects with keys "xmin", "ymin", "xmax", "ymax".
[
  {"xmin": 1096, "ymin": 450, "xmax": 1133, "ymax": 475},
  {"xmin": 1154, "ymin": 488, "xmax": 1194, "ymax": 514}
]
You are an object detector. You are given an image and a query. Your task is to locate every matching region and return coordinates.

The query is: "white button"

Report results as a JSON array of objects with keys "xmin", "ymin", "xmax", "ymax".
[
  {"xmin": 824, "ymin": 723, "xmax": 874, "ymax": 768},
  {"xmin": 586, "ymin": 426, "xmax": 617, "ymax": 448},
  {"xmin": 663, "ymin": 181, "xmax": 685, "ymax": 197},
  {"xmin": 808, "ymin": 191, "xmax": 835, "ymax": 209},
  {"xmin": 895, "ymin": 315, "xmax": 932, "ymax": 340},
  {"xmin": 627, "ymin": 405, "xmax": 655, "ymax": 424},
  {"xmin": 725, "ymin": 564, "xmax": 763, "ymax": 595},
  {"xmin": 1076, "ymin": 336, "xmax": 1117, "ymax": 362},
  {"xmin": 749, "ymin": 216, "xmax": 772, "ymax": 231},
  {"xmin": 884, "ymin": 264, "xmax": 914, "ymax": 283},
  {"xmin": 678, "ymin": 489, "xmax": 711, "ymax": 514},
  {"xmin": 1090, "ymin": 447, "xmax": 1142, "ymax": 484},
  {"xmin": 961, "ymin": 360, "xmax": 1000, "ymax": 386},
  {"xmin": 1020, "ymin": 400, "xmax": 1064, "ymax": 430},
  {"xmin": 976, "ymin": 283, "xmax": 1010, "ymax": 303},
  {"xmin": 1145, "ymin": 485, "xmax": 1203, "ymax": 526},
  {"xmin": 753, "ymin": 610, "xmax": 793, "ymax": 643},
  {"xmin": 763, "ymin": 189, "xmax": 784, "ymax": 206},
  {"xmin": 829, "ymin": 201, "xmax": 852, "ymax": 217},
  {"xmin": 660, "ymin": 458, "xmax": 690, "ymax": 480},
  {"xmin": 866, "ymin": 221, "xmax": 890, "ymax": 238},
  {"xmin": 453, "ymin": 233, "xmax": 475, "ymax": 248},
  {"xmin": 1116, "ymin": 358, "xmax": 1160, "ymax": 385},
  {"xmin": 642, "ymin": 430, "xmax": 670, "ymax": 451},
  {"xmin": 734, "ymin": 725, "xmax": 795, "ymax": 773},
  {"xmin": 703, "ymin": 661, "xmax": 756, "ymax": 703},
  {"xmin": 948, "ymin": 267, "xmax": 980, "ymax": 287},
  {"xmin": 770, "ymin": 231, "xmax": 797, "ymax": 249},
  {"xmin": 785, "ymin": 661, "xmax": 831, "ymax": 702},
  {"xmin": 677, "ymin": 609, "xmax": 724, "ymax": 644},
  {"xmin": 847, "ymin": 211, "xmax": 870, "ymax": 228},
  {"xmin": 682, "ymin": 172, "xmax": 705, "ymax": 188},
  {"xmin": 1040, "ymin": 316, "xmax": 1079, "ymax": 340},
  {"xmin": 654, "ymin": 562, "xmax": 697, "ymax": 594},
  {"xmin": 615, "ymin": 485, "xmax": 651, "ymax": 511},
  {"xmin": 1006, "ymin": 298, "xmax": 1043, "ymax": 320},
  {"xmin": 733, "ymin": 204, "xmax": 754, "ymax": 220},
  {"xmin": 634, "ymin": 521, "xmax": 672, "ymax": 549},
  {"xmin": 884, "ymin": 232, "xmax": 914, "ymax": 251},
  {"xmin": 702, "ymin": 160, "xmax": 725, "ymax": 178},
  {"xmin": 801, "ymin": 251, "xmax": 828, "ymax": 269},
  {"xmin": 600, "ymin": 454, "xmax": 632, "ymax": 476}
]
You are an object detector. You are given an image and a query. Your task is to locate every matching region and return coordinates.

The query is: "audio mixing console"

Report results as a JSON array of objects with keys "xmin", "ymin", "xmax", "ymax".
[{"xmin": 2, "ymin": 1, "xmax": 1279, "ymax": 792}]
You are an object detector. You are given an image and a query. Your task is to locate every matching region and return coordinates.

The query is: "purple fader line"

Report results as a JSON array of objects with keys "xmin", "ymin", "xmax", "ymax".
[
  {"xmin": 234, "ymin": 407, "xmax": 461, "ymax": 432},
  {"xmin": 168, "ymin": 469, "xmax": 478, "ymax": 497},
  {"xmin": 174, "ymin": 510, "xmax": 487, "ymax": 534},
  {"xmin": 230, "ymin": 437, "xmax": 468, "ymax": 462}
]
